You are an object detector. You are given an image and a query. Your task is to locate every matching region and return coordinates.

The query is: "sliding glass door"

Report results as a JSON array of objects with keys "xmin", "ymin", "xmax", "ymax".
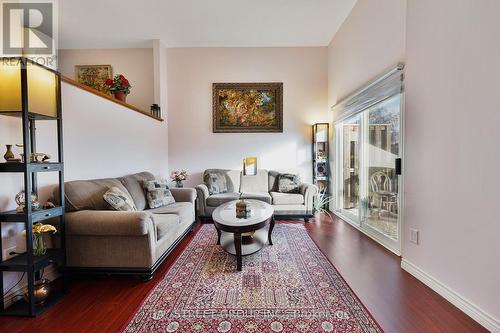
[
  {"xmin": 334, "ymin": 94, "xmax": 403, "ymax": 253},
  {"xmin": 335, "ymin": 115, "xmax": 361, "ymax": 221}
]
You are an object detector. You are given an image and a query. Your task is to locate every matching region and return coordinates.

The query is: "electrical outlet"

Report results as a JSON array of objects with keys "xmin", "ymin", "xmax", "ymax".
[
  {"xmin": 410, "ymin": 228, "xmax": 419, "ymax": 244},
  {"xmin": 3, "ymin": 246, "xmax": 17, "ymax": 260}
]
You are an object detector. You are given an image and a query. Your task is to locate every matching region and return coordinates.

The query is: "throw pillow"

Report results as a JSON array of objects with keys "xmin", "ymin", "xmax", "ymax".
[
  {"xmin": 204, "ymin": 172, "xmax": 228, "ymax": 195},
  {"xmin": 278, "ymin": 174, "xmax": 301, "ymax": 193},
  {"xmin": 103, "ymin": 186, "xmax": 137, "ymax": 211},
  {"xmin": 143, "ymin": 179, "xmax": 176, "ymax": 209}
]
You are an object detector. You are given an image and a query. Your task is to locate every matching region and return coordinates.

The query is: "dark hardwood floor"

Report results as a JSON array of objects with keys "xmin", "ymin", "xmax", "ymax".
[{"xmin": 0, "ymin": 214, "xmax": 488, "ymax": 333}]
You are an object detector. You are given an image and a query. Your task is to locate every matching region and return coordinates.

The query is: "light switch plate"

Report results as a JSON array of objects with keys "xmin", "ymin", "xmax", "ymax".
[{"xmin": 410, "ymin": 228, "xmax": 419, "ymax": 244}]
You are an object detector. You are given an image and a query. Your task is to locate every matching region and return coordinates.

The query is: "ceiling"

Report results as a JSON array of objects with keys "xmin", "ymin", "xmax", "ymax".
[{"xmin": 58, "ymin": 0, "xmax": 356, "ymax": 49}]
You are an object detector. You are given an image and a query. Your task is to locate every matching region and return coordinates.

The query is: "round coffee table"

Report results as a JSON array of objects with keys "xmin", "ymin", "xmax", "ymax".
[{"xmin": 212, "ymin": 200, "xmax": 275, "ymax": 271}]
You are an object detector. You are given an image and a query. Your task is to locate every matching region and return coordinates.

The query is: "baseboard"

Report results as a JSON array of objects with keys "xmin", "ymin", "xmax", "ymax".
[
  {"xmin": 3, "ymin": 265, "xmax": 60, "ymax": 309},
  {"xmin": 401, "ymin": 259, "xmax": 499, "ymax": 333}
]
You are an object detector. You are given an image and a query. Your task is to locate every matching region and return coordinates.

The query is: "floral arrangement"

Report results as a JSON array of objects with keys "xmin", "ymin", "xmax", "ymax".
[
  {"xmin": 170, "ymin": 170, "xmax": 188, "ymax": 182},
  {"xmin": 22, "ymin": 222, "xmax": 57, "ymax": 256},
  {"xmin": 105, "ymin": 74, "xmax": 131, "ymax": 94}
]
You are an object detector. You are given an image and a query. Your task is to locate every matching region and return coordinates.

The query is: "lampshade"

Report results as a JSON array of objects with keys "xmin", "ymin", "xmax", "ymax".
[
  {"xmin": 0, "ymin": 60, "xmax": 22, "ymax": 112},
  {"xmin": 27, "ymin": 64, "xmax": 58, "ymax": 117},
  {"xmin": 314, "ymin": 123, "xmax": 329, "ymax": 142},
  {"xmin": 0, "ymin": 58, "xmax": 58, "ymax": 118}
]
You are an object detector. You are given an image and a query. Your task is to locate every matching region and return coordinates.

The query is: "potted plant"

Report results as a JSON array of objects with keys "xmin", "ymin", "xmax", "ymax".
[
  {"xmin": 105, "ymin": 74, "xmax": 131, "ymax": 102},
  {"xmin": 314, "ymin": 188, "xmax": 334, "ymax": 221},
  {"xmin": 170, "ymin": 170, "xmax": 188, "ymax": 188}
]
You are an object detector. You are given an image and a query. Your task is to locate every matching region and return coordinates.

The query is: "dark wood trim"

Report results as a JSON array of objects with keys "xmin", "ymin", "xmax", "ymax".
[
  {"xmin": 273, "ymin": 211, "xmax": 314, "ymax": 220},
  {"xmin": 61, "ymin": 76, "xmax": 164, "ymax": 122},
  {"xmin": 213, "ymin": 219, "xmax": 270, "ymax": 234},
  {"xmin": 212, "ymin": 82, "xmax": 283, "ymax": 133}
]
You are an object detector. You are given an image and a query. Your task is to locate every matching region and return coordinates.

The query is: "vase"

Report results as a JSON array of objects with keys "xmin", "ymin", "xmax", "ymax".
[
  {"xmin": 175, "ymin": 180, "xmax": 183, "ymax": 188},
  {"xmin": 33, "ymin": 233, "xmax": 47, "ymax": 256},
  {"xmin": 4, "ymin": 144, "xmax": 14, "ymax": 161},
  {"xmin": 113, "ymin": 90, "xmax": 127, "ymax": 102}
]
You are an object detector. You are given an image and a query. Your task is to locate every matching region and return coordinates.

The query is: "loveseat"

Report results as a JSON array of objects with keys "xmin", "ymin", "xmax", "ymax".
[
  {"xmin": 61, "ymin": 171, "xmax": 196, "ymax": 280},
  {"xmin": 196, "ymin": 169, "xmax": 317, "ymax": 221}
]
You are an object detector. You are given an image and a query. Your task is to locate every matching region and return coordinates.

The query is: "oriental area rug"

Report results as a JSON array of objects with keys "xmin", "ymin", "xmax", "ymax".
[{"xmin": 122, "ymin": 224, "xmax": 382, "ymax": 333}]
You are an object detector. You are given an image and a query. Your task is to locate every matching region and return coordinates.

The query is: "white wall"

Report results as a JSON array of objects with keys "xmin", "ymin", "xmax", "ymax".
[
  {"xmin": 167, "ymin": 47, "xmax": 328, "ymax": 187},
  {"xmin": 327, "ymin": 0, "xmax": 406, "ymax": 112},
  {"xmin": 58, "ymin": 48, "xmax": 154, "ymax": 111},
  {"xmin": 1, "ymin": 81, "xmax": 168, "ymax": 296},
  {"xmin": 62, "ymin": 83, "xmax": 168, "ymax": 181},
  {"xmin": 404, "ymin": 0, "xmax": 500, "ymax": 325}
]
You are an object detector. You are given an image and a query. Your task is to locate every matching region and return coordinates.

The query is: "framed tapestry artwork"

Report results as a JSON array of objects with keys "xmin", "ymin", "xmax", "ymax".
[
  {"xmin": 213, "ymin": 82, "xmax": 283, "ymax": 133},
  {"xmin": 75, "ymin": 65, "xmax": 112, "ymax": 93}
]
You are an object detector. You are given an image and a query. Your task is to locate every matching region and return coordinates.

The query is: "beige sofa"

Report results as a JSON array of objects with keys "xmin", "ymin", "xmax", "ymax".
[
  {"xmin": 61, "ymin": 172, "xmax": 196, "ymax": 280},
  {"xmin": 196, "ymin": 169, "xmax": 317, "ymax": 221}
]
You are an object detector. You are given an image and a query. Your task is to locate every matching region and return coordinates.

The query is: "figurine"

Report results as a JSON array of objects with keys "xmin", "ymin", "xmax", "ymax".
[
  {"xmin": 19, "ymin": 152, "xmax": 51, "ymax": 163},
  {"xmin": 15, "ymin": 191, "xmax": 41, "ymax": 212},
  {"xmin": 15, "ymin": 144, "xmax": 51, "ymax": 163},
  {"xmin": 31, "ymin": 153, "xmax": 51, "ymax": 163},
  {"xmin": 43, "ymin": 201, "xmax": 56, "ymax": 209}
]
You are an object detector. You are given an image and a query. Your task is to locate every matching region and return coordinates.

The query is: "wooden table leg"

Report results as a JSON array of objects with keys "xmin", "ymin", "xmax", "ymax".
[
  {"xmin": 234, "ymin": 232, "xmax": 242, "ymax": 271},
  {"xmin": 215, "ymin": 226, "xmax": 222, "ymax": 245},
  {"xmin": 268, "ymin": 217, "xmax": 275, "ymax": 245}
]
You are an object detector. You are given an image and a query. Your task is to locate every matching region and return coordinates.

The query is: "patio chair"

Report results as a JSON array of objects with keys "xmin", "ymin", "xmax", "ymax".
[{"xmin": 369, "ymin": 171, "xmax": 398, "ymax": 219}]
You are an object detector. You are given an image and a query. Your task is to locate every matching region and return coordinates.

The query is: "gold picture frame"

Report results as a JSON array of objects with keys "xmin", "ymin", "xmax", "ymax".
[
  {"xmin": 243, "ymin": 157, "xmax": 258, "ymax": 176},
  {"xmin": 213, "ymin": 82, "xmax": 283, "ymax": 133},
  {"xmin": 75, "ymin": 65, "xmax": 112, "ymax": 93}
]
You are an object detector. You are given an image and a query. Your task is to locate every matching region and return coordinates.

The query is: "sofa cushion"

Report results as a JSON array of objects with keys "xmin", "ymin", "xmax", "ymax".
[
  {"xmin": 103, "ymin": 186, "xmax": 137, "ymax": 211},
  {"xmin": 143, "ymin": 179, "xmax": 175, "ymax": 209},
  {"xmin": 64, "ymin": 178, "xmax": 132, "ymax": 212},
  {"xmin": 204, "ymin": 169, "xmax": 241, "ymax": 192},
  {"xmin": 151, "ymin": 213, "xmax": 180, "ymax": 241},
  {"xmin": 119, "ymin": 172, "xmax": 155, "ymax": 210},
  {"xmin": 270, "ymin": 191, "xmax": 304, "ymax": 205},
  {"xmin": 268, "ymin": 170, "xmax": 280, "ymax": 192},
  {"xmin": 240, "ymin": 169, "xmax": 269, "ymax": 193},
  {"xmin": 278, "ymin": 173, "xmax": 301, "ymax": 193},
  {"xmin": 240, "ymin": 192, "xmax": 272, "ymax": 204},
  {"xmin": 204, "ymin": 172, "xmax": 228, "ymax": 194},
  {"xmin": 206, "ymin": 192, "xmax": 240, "ymax": 207},
  {"xmin": 148, "ymin": 202, "xmax": 194, "ymax": 224}
]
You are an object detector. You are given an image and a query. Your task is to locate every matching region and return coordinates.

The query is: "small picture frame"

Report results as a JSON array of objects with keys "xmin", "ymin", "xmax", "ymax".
[
  {"xmin": 243, "ymin": 157, "xmax": 258, "ymax": 176},
  {"xmin": 75, "ymin": 64, "xmax": 112, "ymax": 93}
]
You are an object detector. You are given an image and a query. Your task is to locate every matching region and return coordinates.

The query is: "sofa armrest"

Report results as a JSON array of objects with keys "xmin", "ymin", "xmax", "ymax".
[
  {"xmin": 195, "ymin": 184, "xmax": 210, "ymax": 216},
  {"xmin": 195, "ymin": 184, "xmax": 209, "ymax": 199},
  {"xmin": 66, "ymin": 210, "xmax": 154, "ymax": 236},
  {"xmin": 299, "ymin": 183, "xmax": 318, "ymax": 211},
  {"xmin": 170, "ymin": 188, "xmax": 196, "ymax": 203}
]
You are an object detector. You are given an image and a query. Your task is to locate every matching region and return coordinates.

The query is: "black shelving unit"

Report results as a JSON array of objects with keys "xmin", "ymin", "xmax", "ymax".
[
  {"xmin": 0, "ymin": 57, "xmax": 65, "ymax": 316},
  {"xmin": 312, "ymin": 123, "xmax": 330, "ymax": 207}
]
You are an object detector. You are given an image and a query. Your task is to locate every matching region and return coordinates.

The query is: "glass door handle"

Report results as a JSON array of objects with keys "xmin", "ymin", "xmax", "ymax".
[{"xmin": 395, "ymin": 158, "xmax": 402, "ymax": 175}]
